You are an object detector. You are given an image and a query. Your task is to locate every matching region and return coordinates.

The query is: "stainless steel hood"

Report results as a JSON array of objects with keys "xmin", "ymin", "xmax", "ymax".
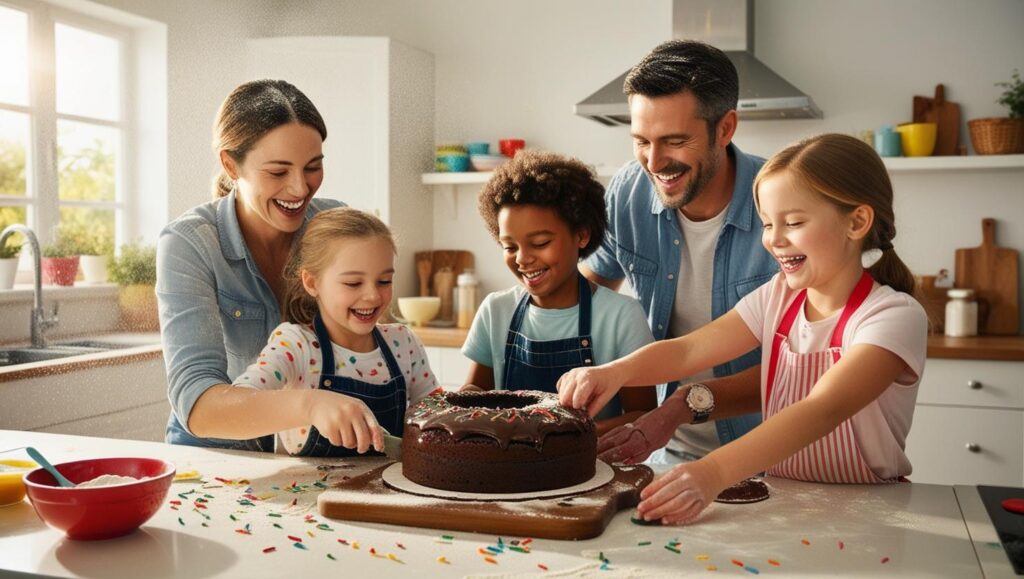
[{"xmin": 575, "ymin": 0, "xmax": 821, "ymax": 125}]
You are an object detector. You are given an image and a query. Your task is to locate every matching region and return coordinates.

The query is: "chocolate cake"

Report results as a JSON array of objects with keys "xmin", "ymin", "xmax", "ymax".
[{"xmin": 402, "ymin": 390, "xmax": 597, "ymax": 493}]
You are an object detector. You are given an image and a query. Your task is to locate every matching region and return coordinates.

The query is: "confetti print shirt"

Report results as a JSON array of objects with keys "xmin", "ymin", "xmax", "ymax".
[{"xmin": 232, "ymin": 322, "xmax": 438, "ymax": 454}]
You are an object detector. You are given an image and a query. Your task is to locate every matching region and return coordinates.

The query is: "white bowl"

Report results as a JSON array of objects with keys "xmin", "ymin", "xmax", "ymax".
[
  {"xmin": 470, "ymin": 154, "xmax": 509, "ymax": 172},
  {"xmin": 397, "ymin": 297, "xmax": 441, "ymax": 326}
]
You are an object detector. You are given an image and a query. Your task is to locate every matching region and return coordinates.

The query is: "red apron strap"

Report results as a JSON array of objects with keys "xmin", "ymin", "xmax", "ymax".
[
  {"xmin": 828, "ymin": 271, "xmax": 875, "ymax": 362},
  {"xmin": 764, "ymin": 289, "xmax": 807, "ymax": 408}
]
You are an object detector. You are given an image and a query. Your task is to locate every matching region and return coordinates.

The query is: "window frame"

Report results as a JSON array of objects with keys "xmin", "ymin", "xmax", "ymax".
[{"xmin": 0, "ymin": 0, "xmax": 134, "ymax": 250}]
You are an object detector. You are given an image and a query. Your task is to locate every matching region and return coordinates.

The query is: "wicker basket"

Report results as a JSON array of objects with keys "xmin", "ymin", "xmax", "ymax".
[{"xmin": 967, "ymin": 117, "xmax": 1024, "ymax": 155}]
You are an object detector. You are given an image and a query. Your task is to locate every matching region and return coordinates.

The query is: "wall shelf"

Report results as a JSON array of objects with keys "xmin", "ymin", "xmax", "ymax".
[{"xmin": 423, "ymin": 155, "xmax": 1024, "ymax": 189}]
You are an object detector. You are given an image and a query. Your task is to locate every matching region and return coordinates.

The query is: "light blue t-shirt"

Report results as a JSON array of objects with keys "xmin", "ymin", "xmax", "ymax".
[{"xmin": 461, "ymin": 284, "xmax": 655, "ymax": 417}]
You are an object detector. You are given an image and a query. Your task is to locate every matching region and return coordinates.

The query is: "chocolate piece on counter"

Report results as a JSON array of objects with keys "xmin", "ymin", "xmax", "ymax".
[{"xmin": 715, "ymin": 478, "xmax": 770, "ymax": 504}]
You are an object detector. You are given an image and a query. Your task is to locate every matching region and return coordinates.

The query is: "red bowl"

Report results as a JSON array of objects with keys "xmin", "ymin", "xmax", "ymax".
[{"xmin": 24, "ymin": 457, "xmax": 175, "ymax": 540}]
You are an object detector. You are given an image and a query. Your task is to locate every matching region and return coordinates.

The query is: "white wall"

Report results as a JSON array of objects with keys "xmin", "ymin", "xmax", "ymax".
[{"xmin": 86, "ymin": 0, "xmax": 1024, "ymax": 328}]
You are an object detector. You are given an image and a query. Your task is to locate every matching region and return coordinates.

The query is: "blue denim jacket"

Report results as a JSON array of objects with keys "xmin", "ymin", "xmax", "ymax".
[
  {"xmin": 583, "ymin": 144, "xmax": 778, "ymax": 445},
  {"xmin": 157, "ymin": 192, "xmax": 343, "ymax": 450}
]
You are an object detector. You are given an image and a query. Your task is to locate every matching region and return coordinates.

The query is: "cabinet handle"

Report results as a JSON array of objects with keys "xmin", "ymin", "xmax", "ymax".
[
  {"xmin": 967, "ymin": 380, "xmax": 982, "ymax": 390},
  {"xmin": 965, "ymin": 443, "xmax": 981, "ymax": 453}
]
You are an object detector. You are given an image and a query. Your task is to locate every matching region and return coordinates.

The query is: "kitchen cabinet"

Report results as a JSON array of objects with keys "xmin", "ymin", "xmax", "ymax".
[
  {"xmin": 246, "ymin": 36, "xmax": 435, "ymax": 299},
  {"xmin": 905, "ymin": 358, "xmax": 1024, "ymax": 486},
  {"xmin": 424, "ymin": 345, "xmax": 473, "ymax": 390}
]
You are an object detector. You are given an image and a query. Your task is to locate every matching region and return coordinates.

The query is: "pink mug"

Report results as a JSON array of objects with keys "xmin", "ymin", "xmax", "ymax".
[{"xmin": 499, "ymin": 139, "xmax": 525, "ymax": 157}]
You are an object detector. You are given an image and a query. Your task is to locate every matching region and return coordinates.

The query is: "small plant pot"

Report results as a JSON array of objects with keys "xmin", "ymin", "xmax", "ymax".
[
  {"xmin": 79, "ymin": 255, "xmax": 109, "ymax": 284},
  {"xmin": 0, "ymin": 257, "xmax": 18, "ymax": 290},
  {"xmin": 41, "ymin": 256, "xmax": 80, "ymax": 286},
  {"xmin": 118, "ymin": 284, "xmax": 160, "ymax": 331}
]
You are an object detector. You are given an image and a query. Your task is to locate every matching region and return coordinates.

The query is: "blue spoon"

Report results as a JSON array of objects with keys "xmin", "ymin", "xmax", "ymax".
[{"xmin": 25, "ymin": 447, "xmax": 75, "ymax": 488}]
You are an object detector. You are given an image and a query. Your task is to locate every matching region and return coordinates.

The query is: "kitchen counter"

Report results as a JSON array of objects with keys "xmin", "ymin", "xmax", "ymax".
[
  {"xmin": 0, "ymin": 430, "xmax": 1015, "ymax": 578},
  {"xmin": 411, "ymin": 326, "xmax": 1024, "ymax": 361}
]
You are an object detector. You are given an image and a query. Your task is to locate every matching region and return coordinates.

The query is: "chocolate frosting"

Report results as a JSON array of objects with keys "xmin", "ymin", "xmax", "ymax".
[{"xmin": 406, "ymin": 390, "xmax": 593, "ymax": 449}]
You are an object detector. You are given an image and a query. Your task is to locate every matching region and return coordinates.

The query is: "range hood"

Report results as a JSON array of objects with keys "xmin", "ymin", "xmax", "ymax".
[{"xmin": 575, "ymin": 0, "xmax": 822, "ymax": 125}]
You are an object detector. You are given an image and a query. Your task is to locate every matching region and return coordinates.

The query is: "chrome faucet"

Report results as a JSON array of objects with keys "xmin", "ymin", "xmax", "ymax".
[{"xmin": 0, "ymin": 224, "xmax": 59, "ymax": 348}]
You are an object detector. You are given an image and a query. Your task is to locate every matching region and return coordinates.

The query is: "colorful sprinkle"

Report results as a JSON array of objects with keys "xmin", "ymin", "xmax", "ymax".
[
  {"xmin": 706, "ymin": 565, "xmax": 718, "ymax": 571},
  {"xmin": 744, "ymin": 566, "xmax": 760, "ymax": 574},
  {"xmin": 522, "ymin": 538, "xmax": 533, "ymax": 546},
  {"xmin": 387, "ymin": 553, "xmax": 403, "ymax": 563},
  {"xmin": 437, "ymin": 556, "xmax": 450, "ymax": 564},
  {"xmin": 696, "ymin": 554, "xmax": 710, "ymax": 561},
  {"xmin": 732, "ymin": 559, "xmax": 744, "ymax": 567},
  {"xmin": 538, "ymin": 563, "xmax": 548, "ymax": 571},
  {"xmin": 396, "ymin": 543, "xmax": 406, "ymax": 550},
  {"xmin": 837, "ymin": 541, "xmax": 845, "ymax": 550},
  {"xmin": 307, "ymin": 530, "xmax": 315, "ymax": 538},
  {"xmin": 273, "ymin": 523, "xmax": 283, "ymax": 529},
  {"xmin": 665, "ymin": 545, "xmax": 681, "ymax": 554},
  {"xmin": 268, "ymin": 513, "xmax": 282, "ymax": 518},
  {"xmin": 801, "ymin": 539, "xmax": 810, "ymax": 546},
  {"xmin": 169, "ymin": 500, "xmax": 181, "ymax": 506},
  {"xmin": 263, "ymin": 547, "xmax": 276, "ymax": 554},
  {"xmin": 768, "ymin": 559, "xmax": 781, "ymax": 566},
  {"xmin": 288, "ymin": 535, "xmax": 303, "ymax": 543},
  {"xmin": 638, "ymin": 541, "xmax": 652, "ymax": 546},
  {"xmin": 484, "ymin": 556, "xmax": 498, "ymax": 564},
  {"xmin": 327, "ymin": 553, "xmax": 336, "ymax": 561},
  {"xmin": 881, "ymin": 557, "xmax": 891, "ymax": 564},
  {"xmin": 178, "ymin": 517, "xmax": 185, "ymax": 526},
  {"xmin": 338, "ymin": 539, "xmax": 348, "ymax": 545},
  {"xmin": 293, "ymin": 542, "xmax": 307, "ymax": 550}
]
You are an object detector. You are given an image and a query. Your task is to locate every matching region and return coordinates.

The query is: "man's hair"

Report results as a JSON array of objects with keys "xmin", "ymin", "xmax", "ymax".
[{"xmin": 624, "ymin": 40, "xmax": 739, "ymax": 141}]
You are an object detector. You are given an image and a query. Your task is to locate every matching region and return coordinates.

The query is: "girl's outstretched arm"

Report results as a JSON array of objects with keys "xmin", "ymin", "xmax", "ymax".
[
  {"xmin": 557, "ymin": 310, "xmax": 759, "ymax": 416},
  {"xmin": 637, "ymin": 343, "xmax": 908, "ymax": 524}
]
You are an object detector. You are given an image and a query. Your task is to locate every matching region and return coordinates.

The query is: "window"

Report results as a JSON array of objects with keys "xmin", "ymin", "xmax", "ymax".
[{"xmin": 0, "ymin": 1, "xmax": 129, "ymax": 256}]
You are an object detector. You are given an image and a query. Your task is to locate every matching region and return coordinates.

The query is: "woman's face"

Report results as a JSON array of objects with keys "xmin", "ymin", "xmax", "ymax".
[{"xmin": 226, "ymin": 122, "xmax": 325, "ymax": 237}]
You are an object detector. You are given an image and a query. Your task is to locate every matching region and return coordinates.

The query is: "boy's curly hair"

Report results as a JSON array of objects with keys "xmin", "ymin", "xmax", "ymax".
[{"xmin": 477, "ymin": 150, "xmax": 607, "ymax": 259}]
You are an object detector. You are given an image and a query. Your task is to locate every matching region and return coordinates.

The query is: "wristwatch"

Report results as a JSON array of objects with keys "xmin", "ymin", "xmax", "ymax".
[{"xmin": 685, "ymin": 383, "xmax": 715, "ymax": 424}]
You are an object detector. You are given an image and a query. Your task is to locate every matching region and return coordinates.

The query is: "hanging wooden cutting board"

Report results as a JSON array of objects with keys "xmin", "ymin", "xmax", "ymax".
[
  {"xmin": 954, "ymin": 218, "xmax": 1019, "ymax": 335},
  {"xmin": 912, "ymin": 84, "xmax": 961, "ymax": 156},
  {"xmin": 318, "ymin": 462, "xmax": 653, "ymax": 540}
]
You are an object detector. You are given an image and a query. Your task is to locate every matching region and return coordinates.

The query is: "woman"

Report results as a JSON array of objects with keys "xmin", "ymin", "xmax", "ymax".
[{"xmin": 158, "ymin": 79, "xmax": 342, "ymax": 451}]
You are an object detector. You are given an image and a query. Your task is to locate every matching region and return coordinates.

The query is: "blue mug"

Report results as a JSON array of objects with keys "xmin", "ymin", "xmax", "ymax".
[
  {"xmin": 440, "ymin": 154, "xmax": 470, "ymax": 172},
  {"xmin": 874, "ymin": 127, "xmax": 902, "ymax": 157},
  {"xmin": 466, "ymin": 142, "xmax": 490, "ymax": 155}
]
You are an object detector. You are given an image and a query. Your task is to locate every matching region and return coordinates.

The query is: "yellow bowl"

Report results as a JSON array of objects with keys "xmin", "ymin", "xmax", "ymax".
[
  {"xmin": 397, "ymin": 296, "xmax": 441, "ymax": 326},
  {"xmin": 0, "ymin": 459, "xmax": 38, "ymax": 506},
  {"xmin": 896, "ymin": 122, "xmax": 937, "ymax": 157}
]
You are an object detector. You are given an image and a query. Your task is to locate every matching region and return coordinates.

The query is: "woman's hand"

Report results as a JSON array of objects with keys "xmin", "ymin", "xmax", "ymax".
[
  {"xmin": 597, "ymin": 403, "xmax": 682, "ymax": 464},
  {"xmin": 556, "ymin": 365, "xmax": 625, "ymax": 417},
  {"xmin": 636, "ymin": 459, "xmax": 727, "ymax": 525},
  {"xmin": 305, "ymin": 390, "xmax": 383, "ymax": 454}
]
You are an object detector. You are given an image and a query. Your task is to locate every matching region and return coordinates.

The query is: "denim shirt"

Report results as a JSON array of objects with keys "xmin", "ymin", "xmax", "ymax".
[
  {"xmin": 157, "ymin": 192, "xmax": 343, "ymax": 449},
  {"xmin": 583, "ymin": 143, "xmax": 778, "ymax": 445}
]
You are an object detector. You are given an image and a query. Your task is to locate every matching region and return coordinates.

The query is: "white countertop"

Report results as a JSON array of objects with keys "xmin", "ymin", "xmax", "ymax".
[{"xmin": 0, "ymin": 430, "xmax": 1013, "ymax": 578}]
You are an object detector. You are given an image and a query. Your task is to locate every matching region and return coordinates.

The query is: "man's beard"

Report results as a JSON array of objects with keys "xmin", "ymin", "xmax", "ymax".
[{"xmin": 647, "ymin": 149, "xmax": 721, "ymax": 211}]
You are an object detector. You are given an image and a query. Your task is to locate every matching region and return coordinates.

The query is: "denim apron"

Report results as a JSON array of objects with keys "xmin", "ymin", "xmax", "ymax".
[
  {"xmin": 502, "ymin": 275, "xmax": 596, "ymax": 395},
  {"xmin": 295, "ymin": 314, "xmax": 407, "ymax": 457}
]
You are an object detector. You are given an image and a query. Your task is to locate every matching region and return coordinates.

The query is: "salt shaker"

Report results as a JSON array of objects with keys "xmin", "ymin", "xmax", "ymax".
[
  {"xmin": 944, "ymin": 289, "xmax": 978, "ymax": 337},
  {"xmin": 456, "ymin": 269, "xmax": 480, "ymax": 329}
]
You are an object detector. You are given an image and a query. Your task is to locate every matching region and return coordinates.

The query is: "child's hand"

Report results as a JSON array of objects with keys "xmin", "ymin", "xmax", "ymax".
[
  {"xmin": 305, "ymin": 391, "xmax": 383, "ymax": 454},
  {"xmin": 636, "ymin": 459, "xmax": 726, "ymax": 525},
  {"xmin": 459, "ymin": 384, "xmax": 485, "ymax": 392},
  {"xmin": 598, "ymin": 405, "xmax": 679, "ymax": 464},
  {"xmin": 556, "ymin": 365, "xmax": 625, "ymax": 417}
]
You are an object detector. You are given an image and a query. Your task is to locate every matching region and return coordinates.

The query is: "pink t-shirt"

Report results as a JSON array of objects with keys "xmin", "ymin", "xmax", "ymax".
[{"xmin": 736, "ymin": 273, "xmax": 928, "ymax": 480}]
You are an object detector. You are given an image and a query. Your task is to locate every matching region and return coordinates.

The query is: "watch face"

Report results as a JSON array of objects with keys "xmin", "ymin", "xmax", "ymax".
[{"xmin": 687, "ymin": 385, "xmax": 713, "ymax": 410}]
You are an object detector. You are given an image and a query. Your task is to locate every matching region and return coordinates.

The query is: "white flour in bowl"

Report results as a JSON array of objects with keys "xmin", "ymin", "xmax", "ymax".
[{"xmin": 76, "ymin": 474, "xmax": 144, "ymax": 488}]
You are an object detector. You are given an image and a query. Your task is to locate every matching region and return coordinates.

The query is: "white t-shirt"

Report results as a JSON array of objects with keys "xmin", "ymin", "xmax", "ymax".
[
  {"xmin": 664, "ymin": 206, "xmax": 729, "ymax": 460},
  {"xmin": 735, "ymin": 273, "xmax": 928, "ymax": 480},
  {"xmin": 233, "ymin": 322, "xmax": 438, "ymax": 454}
]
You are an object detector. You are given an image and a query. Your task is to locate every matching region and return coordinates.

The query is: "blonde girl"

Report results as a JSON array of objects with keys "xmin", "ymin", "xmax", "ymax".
[
  {"xmin": 230, "ymin": 207, "xmax": 438, "ymax": 456},
  {"xmin": 558, "ymin": 133, "xmax": 927, "ymax": 524}
]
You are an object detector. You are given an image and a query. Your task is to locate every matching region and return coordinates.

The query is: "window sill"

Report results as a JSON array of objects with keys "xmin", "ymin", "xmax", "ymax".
[{"xmin": 0, "ymin": 283, "xmax": 119, "ymax": 305}]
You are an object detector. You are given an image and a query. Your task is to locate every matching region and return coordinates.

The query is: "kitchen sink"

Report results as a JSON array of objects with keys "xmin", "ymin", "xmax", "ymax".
[{"xmin": 0, "ymin": 346, "xmax": 106, "ymax": 366}]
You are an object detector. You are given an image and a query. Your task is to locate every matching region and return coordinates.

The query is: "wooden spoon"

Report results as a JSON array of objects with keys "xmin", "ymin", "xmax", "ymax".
[{"xmin": 416, "ymin": 255, "xmax": 432, "ymax": 297}]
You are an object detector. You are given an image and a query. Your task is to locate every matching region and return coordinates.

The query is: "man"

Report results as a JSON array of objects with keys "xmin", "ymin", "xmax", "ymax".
[{"xmin": 581, "ymin": 40, "xmax": 777, "ymax": 463}]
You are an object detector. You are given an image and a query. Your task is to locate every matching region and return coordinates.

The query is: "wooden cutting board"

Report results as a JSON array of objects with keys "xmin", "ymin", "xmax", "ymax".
[
  {"xmin": 318, "ymin": 463, "xmax": 653, "ymax": 540},
  {"xmin": 954, "ymin": 218, "xmax": 1019, "ymax": 335},
  {"xmin": 414, "ymin": 250, "xmax": 474, "ymax": 296},
  {"xmin": 913, "ymin": 84, "xmax": 961, "ymax": 156}
]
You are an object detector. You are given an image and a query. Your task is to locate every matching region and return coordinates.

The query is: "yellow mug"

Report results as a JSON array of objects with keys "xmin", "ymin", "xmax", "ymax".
[
  {"xmin": 0, "ymin": 459, "xmax": 37, "ymax": 506},
  {"xmin": 896, "ymin": 123, "xmax": 937, "ymax": 157}
]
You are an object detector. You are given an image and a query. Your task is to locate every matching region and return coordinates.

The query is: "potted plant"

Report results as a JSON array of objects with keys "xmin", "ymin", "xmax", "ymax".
[
  {"xmin": 40, "ymin": 233, "xmax": 80, "ymax": 286},
  {"xmin": 968, "ymin": 69, "xmax": 1024, "ymax": 155},
  {"xmin": 77, "ymin": 233, "xmax": 113, "ymax": 284},
  {"xmin": 0, "ymin": 236, "xmax": 21, "ymax": 290},
  {"xmin": 109, "ymin": 241, "xmax": 159, "ymax": 331}
]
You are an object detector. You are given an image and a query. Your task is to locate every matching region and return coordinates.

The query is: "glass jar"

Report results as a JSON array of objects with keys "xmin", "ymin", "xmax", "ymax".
[
  {"xmin": 944, "ymin": 289, "xmax": 978, "ymax": 337},
  {"xmin": 456, "ymin": 269, "xmax": 480, "ymax": 329}
]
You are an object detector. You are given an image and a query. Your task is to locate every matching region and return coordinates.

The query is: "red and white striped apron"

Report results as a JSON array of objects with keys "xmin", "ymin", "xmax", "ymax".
[{"xmin": 763, "ymin": 271, "xmax": 889, "ymax": 484}]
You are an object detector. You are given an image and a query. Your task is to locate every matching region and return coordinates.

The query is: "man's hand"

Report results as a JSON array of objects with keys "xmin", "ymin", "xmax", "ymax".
[{"xmin": 597, "ymin": 401, "xmax": 684, "ymax": 464}]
